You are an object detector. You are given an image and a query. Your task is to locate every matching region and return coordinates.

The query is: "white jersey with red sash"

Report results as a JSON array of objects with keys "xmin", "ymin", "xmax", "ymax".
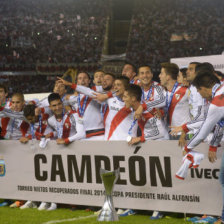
[
  {"xmin": 47, "ymin": 111, "xmax": 86, "ymax": 144},
  {"xmin": 166, "ymin": 85, "xmax": 191, "ymax": 127},
  {"xmin": 104, "ymin": 97, "xmax": 138, "ymax": 140}
]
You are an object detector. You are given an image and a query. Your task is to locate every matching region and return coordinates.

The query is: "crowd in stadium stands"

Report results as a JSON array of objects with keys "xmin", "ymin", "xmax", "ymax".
[
  {"xmin": 0, "ymin": 75, "xmax": 55, "ymax": 94},
  {"xmin": 126, "ymin": 0, "xmax": 224, "ymax": 71},
  {"xmin": 0, "ymin": 0, "xmax": 109, "ymax": 70},
  {"xmin": 1, "ymin": 0, "xmax": 224, "ymax": 74}
]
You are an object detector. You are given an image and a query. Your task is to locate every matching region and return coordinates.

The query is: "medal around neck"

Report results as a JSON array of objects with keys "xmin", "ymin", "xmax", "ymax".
[
  {"xmin": 126, "ymin": 135, "xmax": 132, "ymax": 143},
  {"xmin": 77, "ymin": 117, "xmax": 84, "ymax": 124},
  {"xmin": 97, "ymin": 168, "xmax": 120, "ymax": 222}
]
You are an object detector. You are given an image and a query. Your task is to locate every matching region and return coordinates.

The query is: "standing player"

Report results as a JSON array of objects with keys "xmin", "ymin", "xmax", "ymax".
[
  {"xmin": 46, "ymin": 93, "xmax": 86, "ymax": 144},
  {"xmin": 138, "ymin": 65, "xmax": 165, "ymax": 109},
  {"xmin": 37, "ymin": 93, "xmax": 85, "ymax": 211},
  {"xmin": 123, "ymin": 84, "xmax": 168, "ymax": 145},
  {"xmin": 0, "ymin": 93, "xmax": 29, "ymax": 141},
  {"xmin": 186, "ymin": 62, "xmax": 204, "ymax": 120},
  {"xmin": 0, "ymin": 93, "xmax": 29, "ymax": 208},
  {"xmin": 156, "ymin": 63, "xmax": 191, "ymax": 138},
  {"xmin": 178, "ymin": 72, "xmax": 224, "ymax": 223},
  {"xmin": 58, "ymin": 72, "xmax": 116, "ymax": 140}
]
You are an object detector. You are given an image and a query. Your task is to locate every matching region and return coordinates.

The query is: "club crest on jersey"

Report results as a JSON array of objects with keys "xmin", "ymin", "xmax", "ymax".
[
  {"xmin": 42, "ymin": 120, "xmax": 47, "ymax": 125},
  {"xmin": 175, "ymin": 94, "xmax": 180, "ymax": 100}
]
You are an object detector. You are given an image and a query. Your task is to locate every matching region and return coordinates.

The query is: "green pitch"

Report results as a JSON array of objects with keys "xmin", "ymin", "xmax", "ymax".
[{"xmin": 0, "ymin": 207, "xmax": 188, "ymax": 224}]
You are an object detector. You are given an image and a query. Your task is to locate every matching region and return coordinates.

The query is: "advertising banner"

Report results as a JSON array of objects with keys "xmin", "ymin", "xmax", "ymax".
[{"xmin": 0, "ymin": 140, "xmax": 222, "ymax": 215}]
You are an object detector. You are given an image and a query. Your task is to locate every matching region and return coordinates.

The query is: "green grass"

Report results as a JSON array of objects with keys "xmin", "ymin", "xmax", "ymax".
[{"xmin": 0, "ymin": 207, "xmax": 189, "ymax": 224}]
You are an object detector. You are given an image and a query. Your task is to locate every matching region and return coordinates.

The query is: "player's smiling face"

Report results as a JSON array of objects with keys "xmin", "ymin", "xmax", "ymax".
[
  {"xmin": 114, "ymin": 80, "xmax": 125, "ymax": 97},
  {"xmin": 139, "ymin": 66, "xmax": 153, "ymax": 86}
]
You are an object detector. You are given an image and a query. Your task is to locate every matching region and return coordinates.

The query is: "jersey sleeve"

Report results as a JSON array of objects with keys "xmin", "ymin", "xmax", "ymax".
[
  {"xmin": 66, "ymin": 113, "xmax": 86, "ymax": 143},
  {"xmin": 145, "ymin": 86, "xmax": 166, "ymax": 111},
  {"xmin": 187, "ymin": 102, "xmax": 224, "ymax": 150},
  {"xmin": 71, "ymin": 84, "xmax": 98, "ymax": 97}
]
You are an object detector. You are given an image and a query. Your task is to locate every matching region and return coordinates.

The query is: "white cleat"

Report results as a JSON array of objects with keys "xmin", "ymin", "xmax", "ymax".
[
  {"xmin": 47, "ymin": 203, "xmax": 57, "ymax": 211},
  {"xmin": 117, "ymin": 209, "xmax": 125, "ymax": 215},
  {"xmin": 20, "ymin": 201, "xmax": 37, "ymax": 209},
  {"xmin": 38, "ymin": 202, "xmax": 49, "ymax": 211}
]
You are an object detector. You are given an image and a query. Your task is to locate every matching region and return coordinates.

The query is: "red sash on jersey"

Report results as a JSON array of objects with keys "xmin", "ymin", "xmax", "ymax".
[
  {"xmin": 107, "ymin": 107, "xmax": 132, "ymax": 140},
  {"xmin": 168, "ymin": 86, "xmax": 187, "ymax": 125}
]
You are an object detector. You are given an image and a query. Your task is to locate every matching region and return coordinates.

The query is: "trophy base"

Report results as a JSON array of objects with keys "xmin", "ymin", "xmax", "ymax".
[
  {"xmin": 97, "ymin": 198, "xmax": 119, "ymax": 221},
  {"xmin": 97, "ymin": 209, "xmax": 119, "ymax": 222}
]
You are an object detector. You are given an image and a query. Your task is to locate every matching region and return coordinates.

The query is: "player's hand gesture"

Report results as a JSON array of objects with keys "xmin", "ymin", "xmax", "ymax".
[{"xmin": 57, "ymin": 77, "xmax": 72, "ymax": 86}]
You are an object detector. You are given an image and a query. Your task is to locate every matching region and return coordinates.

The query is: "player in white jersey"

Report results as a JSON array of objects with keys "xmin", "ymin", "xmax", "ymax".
[
  {"xmin": 177, "ymin": 72, "xmax": 224, "ymax": 222},
  {"xmin": 35, "ymin": 80, "xmax": 70, "ymax": 119},
  {"xmin": 87, "ymin": 76, "xmax": 137, "ymax": 140},
  {"xmin": 95, "ymin": 76, "xmax": 137, "ymax": 140},
  {"xmin": 138, "ymin": 65, "xmax": 165, "ymax": 111},
  {"xmin": 158, "ymin": 63, "xmax": 191, "ymax": 136},
  {"xmin": 58, "ymin": 72, "xmax": 116, "ymax": 140},
  {"xmin": 184, "ymin": 72, "xmax": 224, "ymax": 155},
  {"xmin": 0, "ymin": 93, "xmax": 30, "ymax": 140},
  {"xmin": 133, "ymin": 64, "xmax": 190, "ymax": 143},
  {"xmin": 68, "ymin": 72, "xmax": 104, "ymax": 139},
  {"xmin": 20, "ymin": 104, "xmax": 50, "ymax": 142},
  {"xmin": 37, "ymin": 93, "xmax": 85, "ymax": 211},
  {"xmin": 186, "ymin": 62, "xmax": 205, "ymax": 120},
  {"xmin": 45, "ymin": 93, "xmax": 85, "ymax": 144},
  {"xmin": 19, "ymin": 104, "xmax": 52, "ymax": 210},
  {"xmin": 170, "ymin": 62, "xmax": 219, "ymax": 143},
  {"xmin": 123, "ymin": 84, "xmax": 168, "ymax": 145}
]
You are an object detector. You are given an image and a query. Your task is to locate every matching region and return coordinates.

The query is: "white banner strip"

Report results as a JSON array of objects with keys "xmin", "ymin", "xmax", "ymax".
[
  {"xmin": 171, "ymin": 54, "xmax": 224, "ymax": 72},
  {"xmin": 0, "ymin": 140, "xmax": 222, "ymax": 216}
]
